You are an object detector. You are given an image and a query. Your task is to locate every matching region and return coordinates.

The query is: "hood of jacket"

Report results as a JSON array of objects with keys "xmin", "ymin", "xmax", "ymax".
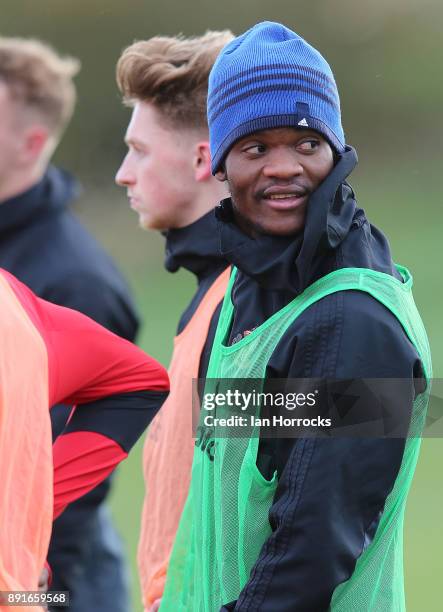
[
  {"xmin": 163, "ymin": 209, "xmax": 227, "ymax": 281},
  {"xmin": 0, "ymin": 165, "xmax": 80, "ymax": 237},
  {"xmin": 216, "ymin": 146, "xmax": 399, "ymax": 294}
]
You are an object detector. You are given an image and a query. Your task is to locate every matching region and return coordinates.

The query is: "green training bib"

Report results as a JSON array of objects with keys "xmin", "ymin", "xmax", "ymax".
[{"xmin": 161, "ymin": 265, "xmax": 432, "ymax": 612}]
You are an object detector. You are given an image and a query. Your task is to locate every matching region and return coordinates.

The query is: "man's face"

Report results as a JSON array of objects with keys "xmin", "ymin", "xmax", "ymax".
[
  {"xmin": 115, "ymin": 102, "xmax": 197, "ymax": 231},
  {"xmin": 217, "ymin": 127, "xmax": 334, "ymax": 237}
]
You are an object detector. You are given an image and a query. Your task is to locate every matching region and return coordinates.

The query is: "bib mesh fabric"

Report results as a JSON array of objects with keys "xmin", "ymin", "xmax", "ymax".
[
  {"xmin": 0, "ymin": 274, "xmax": 52, "ymax": 600},
  {"xmin": 161, "ymin": 265, "xmax": 431, "ymax": 612},
  {"xmin": 138, "ymin": 268, "xmax": 230, "ymax": 607}
]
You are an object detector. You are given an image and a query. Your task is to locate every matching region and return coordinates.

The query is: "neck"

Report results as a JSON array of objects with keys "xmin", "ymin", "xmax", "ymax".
[
  {"xmin": 0, "ymin": 165, "xmax": 46, "ymax": 204},
  {"xmin": 178, "ymin": 180, "xmax": 227, "ymax": 228}
]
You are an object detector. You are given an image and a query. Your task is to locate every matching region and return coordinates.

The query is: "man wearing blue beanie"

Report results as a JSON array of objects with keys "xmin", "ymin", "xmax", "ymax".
[{"xmin": 160, "ymin": 22, "xmax": 430, "ymax": 612}]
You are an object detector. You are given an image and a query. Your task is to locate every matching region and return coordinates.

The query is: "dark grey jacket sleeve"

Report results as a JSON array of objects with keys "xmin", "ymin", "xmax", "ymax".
[{"xmin": 223, "ymin": 290, "xmax": 423, "ymax": 611}]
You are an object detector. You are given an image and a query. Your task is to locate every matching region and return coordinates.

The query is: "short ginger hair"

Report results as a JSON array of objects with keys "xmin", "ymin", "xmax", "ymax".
[
  {"xmin": 116, "ymin": 30, "xmax": 234, "ymax": 130},
  {"xmin": 0, "ymin": 37, "xmax": 80, "ymax": 136}
]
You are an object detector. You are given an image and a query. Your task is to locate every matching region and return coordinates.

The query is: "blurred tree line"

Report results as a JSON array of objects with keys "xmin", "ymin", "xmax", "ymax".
[{"xmin": 2, "ymin": 0, "xmax": 442, "ymax": 183}]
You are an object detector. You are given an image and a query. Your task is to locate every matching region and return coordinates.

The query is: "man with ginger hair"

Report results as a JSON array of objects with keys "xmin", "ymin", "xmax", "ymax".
[
  {"xmin": 0, "ymin": 38, "xmax": 140, "ymax": 611},
  {"xmin": 115, "ymin": 30, "xmax": 233, "ymax": 611}
]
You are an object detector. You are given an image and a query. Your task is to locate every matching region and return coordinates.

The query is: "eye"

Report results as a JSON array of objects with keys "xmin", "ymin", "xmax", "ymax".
[
  {"xmin": 297, "ymin": 139, "xmax": 320, "ymax": 152},
  {"xmin": 126, "ymin": 141, "xmax": 147, "ymax": 155},
  {"xmin": 243, "ymin": 143, "xmax": 267, "ymax": 155}
]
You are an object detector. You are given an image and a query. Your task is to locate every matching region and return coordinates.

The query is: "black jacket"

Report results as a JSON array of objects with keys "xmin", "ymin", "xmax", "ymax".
[
  {"xmin": 0, "ymin": 166, "xmax": 139, "ymax": 338},
  {"xmin": 216, "ymin": 147, "xmax": 424, "ymax": 611},
  {"xmin": 163, "ymin": 209, "xmax": 228, "ymax": 374}
]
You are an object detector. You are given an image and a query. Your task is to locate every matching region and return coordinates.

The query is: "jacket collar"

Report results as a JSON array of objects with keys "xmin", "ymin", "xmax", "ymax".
[
  {"xmin": 216, "ymin": 146, "xmax": 359, "ymax": 293},
  {"xmin": 0, "ymin": 165, "xmax": 79, "ymax": 236},
  {"xmin": 163, "ymin": 208, "xmax": 227, "ymax": 280}
]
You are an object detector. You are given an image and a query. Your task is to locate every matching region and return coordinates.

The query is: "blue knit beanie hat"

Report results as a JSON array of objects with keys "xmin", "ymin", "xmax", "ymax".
[{"xmin": 208, "ymin": 21, "xmax": 345, "ymax": 173}]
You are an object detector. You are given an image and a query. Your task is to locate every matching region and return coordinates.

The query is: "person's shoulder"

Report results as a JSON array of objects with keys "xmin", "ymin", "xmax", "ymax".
[
  {"xmin": 51, "ymin": 210, "xmax": 115, "ymax": 262},
  {"xmin": 294, "ymin": 287, "xmax": 393, "ymax": 327},
  {"xmin": 338, "ymin": 289, "xmax": 420, "ymax": 376},
  {"xmin": 38, "ymin": 210, "xmax": 132, "ymax": 291},
  {"xmin": 341, "ymin": 288, "xmax": 402, "ymax": 328},
  {"xmin": 308, "ymin": 287, "xmax": 414, "ymax": 349},
  {"xmin": 43, "ymin": 268, "xmax": 136, "ymax": 314},
  {"xmin": 286, "ymin": 287, "xmax": 418, "ymax": 370}
]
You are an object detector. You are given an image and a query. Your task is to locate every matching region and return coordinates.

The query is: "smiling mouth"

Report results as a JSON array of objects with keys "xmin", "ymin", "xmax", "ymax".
[
  {"xmin": 262, "ymin": 192, "xmax": 308, "ymax": 210},
  {"xmin": 267, "ymin": 193, "xmax": 302, "ymax": 200}
]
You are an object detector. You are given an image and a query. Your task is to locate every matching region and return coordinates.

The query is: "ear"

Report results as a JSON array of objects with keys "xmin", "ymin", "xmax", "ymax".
[
  {"xmin": 214, "ymin": 165, "xmax": 227, "ymax": 182},
  {"xmin": 193, "ymin": 141, "xmax": 212, "ymax": 182},
  {"xmin": 21, "ymin": 125, "xmax": 50, "ymax": 164}
]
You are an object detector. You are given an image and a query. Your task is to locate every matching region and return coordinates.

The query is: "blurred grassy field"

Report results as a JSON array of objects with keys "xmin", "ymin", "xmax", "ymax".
[{"xmin": 77, "ymin": 159, "xmax": 442, "ymax": 611}]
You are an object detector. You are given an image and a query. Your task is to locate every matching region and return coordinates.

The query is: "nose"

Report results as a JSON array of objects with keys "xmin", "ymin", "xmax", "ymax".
[
  {"xmin": 115, "ymin": 156, "xmax": 135, "ymax": 187},
  {"xmin": 262, "ymin": 147, "xmax": 303, "ymax": 179}
]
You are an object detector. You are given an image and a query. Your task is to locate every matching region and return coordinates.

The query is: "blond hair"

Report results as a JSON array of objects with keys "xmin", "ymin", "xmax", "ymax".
[
  {"xmin": 116, "ymin": 30, "xmax": 234, "ymax": 130},
  {"xmin": 0, "ymin": 37, "xmax": 80, "ymax": 136}
]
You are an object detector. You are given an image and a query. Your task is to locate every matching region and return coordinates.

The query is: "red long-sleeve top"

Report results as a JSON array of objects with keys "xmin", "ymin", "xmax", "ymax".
[{"xmin": 1, "ymin": 269, "xmax": 169, "ymax": 518}]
